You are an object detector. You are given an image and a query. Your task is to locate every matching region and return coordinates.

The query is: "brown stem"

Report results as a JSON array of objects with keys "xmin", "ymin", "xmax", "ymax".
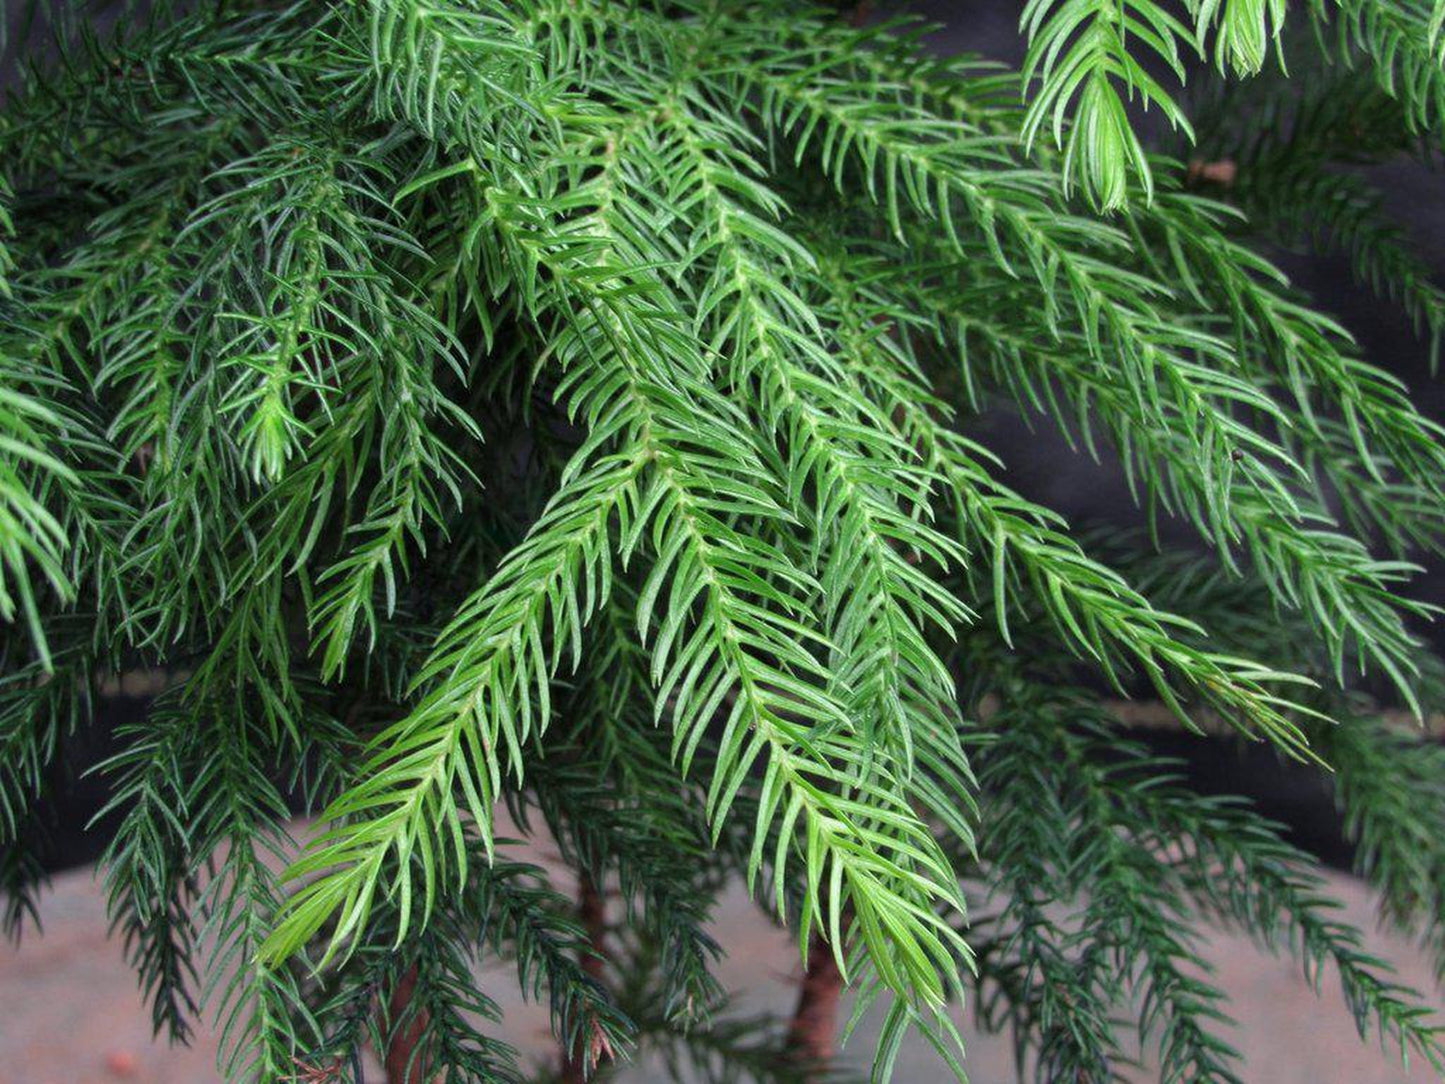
[
  {"xmin": 785, "ymin": 930, "xmax": 844, "ymax": 1072},
  {"xmin": 578, "ymin": 870, "xmax": 607, "ymax": 986},
  {"xmin": 560, "ymin": 871, "xmax": 609, "ymax": 1084},
  {"xmin": 384, "ymin": 964, "xmax": 432, "ymax": 1084}
]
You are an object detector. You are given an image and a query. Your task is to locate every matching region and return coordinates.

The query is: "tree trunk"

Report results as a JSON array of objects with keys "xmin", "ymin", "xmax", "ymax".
[
  {"xmin": 560, "ymin": 872, "xmax": 608, "ymax": 1084},
  {"xmin": 785, "ymin": 930, "xmax": 843, "ymax": 1072},
  {"xmin": 384, "ymin": 964, "xmax": 431, "ymax": 1084}
]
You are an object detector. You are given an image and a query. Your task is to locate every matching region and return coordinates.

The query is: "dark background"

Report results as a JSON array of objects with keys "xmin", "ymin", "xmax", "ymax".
[
  {"xmin": 906, "ymin": 0, "xmax": 1445, "ymax": 606},
  {"xmin": 914, "ymin": 0, "xmax": 1445, "ymax": 870}
]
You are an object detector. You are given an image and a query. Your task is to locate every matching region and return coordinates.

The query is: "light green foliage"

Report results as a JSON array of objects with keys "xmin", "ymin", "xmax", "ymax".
[
  {"xmin": 1, "ymin": 0, "xmax": 1444, "ymax": 1080},
  {"xmin": 1018, "ymin": 0, "xmax": 1445, "ymax": 207}
]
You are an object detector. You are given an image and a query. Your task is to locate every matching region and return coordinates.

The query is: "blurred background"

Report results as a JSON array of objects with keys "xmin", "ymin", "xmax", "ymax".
[
  {"xmin": 2, "ymin": 1, "xmax": 1443, "ymax": 1081},
  {"xmin": 3, "ymin": 816, "xmax": 1440, "ymax": 1083}
]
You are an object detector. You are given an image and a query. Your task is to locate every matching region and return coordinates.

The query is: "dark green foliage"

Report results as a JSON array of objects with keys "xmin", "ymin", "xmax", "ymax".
[
  {"xmin": 1, "ymin": 1, "xmax": 1444, "ymax": 1081},
  {"xmin": 964, "ymin": 669, "xmax": 1442, "ymax": 1081}
]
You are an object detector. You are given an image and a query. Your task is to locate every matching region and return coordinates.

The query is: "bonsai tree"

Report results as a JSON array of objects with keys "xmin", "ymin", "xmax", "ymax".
[{"xmin": 2, "ymin": 0, "xmax": 1444, "ymax": 1080}]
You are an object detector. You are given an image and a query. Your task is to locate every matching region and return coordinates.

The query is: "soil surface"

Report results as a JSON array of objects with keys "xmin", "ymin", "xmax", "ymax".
[{"xmin": 1, "ymin": 833, "xmax": 1439, "ymax": 1084}]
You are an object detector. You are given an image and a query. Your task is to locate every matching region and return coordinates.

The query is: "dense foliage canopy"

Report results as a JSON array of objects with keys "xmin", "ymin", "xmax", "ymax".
[{"xmin": 2, "ymin": 0, "xmax": 1445, "ymax": 1080}]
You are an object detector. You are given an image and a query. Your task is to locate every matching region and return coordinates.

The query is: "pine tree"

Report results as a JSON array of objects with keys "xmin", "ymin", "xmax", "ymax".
[{"xmin": 2, "ymin": 0, "xmax": 1445, "ymax": 1080}]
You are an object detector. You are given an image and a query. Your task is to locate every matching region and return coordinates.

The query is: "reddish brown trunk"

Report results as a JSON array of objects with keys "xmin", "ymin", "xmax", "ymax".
[
  {"xmin": 785, "ymin": 930, "xmax": 844, "ymax": 1071},
  {"xmin": 577, "ymin": 871, "xmax": 607, "ymax": 986},
  {"xmin": 384, "ymin": 964, "xmax": 432, "ymax": 1084},
  {"xmin": 560, "ymin": 872, "xmax": 608, "ymax": 1084}
]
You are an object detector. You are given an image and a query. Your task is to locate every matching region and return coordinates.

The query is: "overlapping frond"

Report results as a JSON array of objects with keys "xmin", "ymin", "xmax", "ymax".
[
  {"xmin": 1021, "ymin": 0, "xmax": 1195, "ymax": 208},
  {"xmin": 656, "ymin": 91, "xmax": 976, "ymax": 857},
  {"xmin": 526, "ymin": 590, "xmax": 727, "ymax": 1027},
  {"xmin": 1110, "ymin": 545, "xmax": 1445, "ymax": 983},
  {"xmin": 967, "ymin": 674, "xmax": 1445, "ymax": 1081},
  {"xmin": 0, "ymin": 360, "xmax": 78, "ymax": 664},
  {"xmin": 1187, "ymin": 56, "xmax": 1445, "ymax": 365},
  {"xmin": 1316, "ymin": 0, "xmax": 1445, "ymax": 131},
  {"xmin": 96, "ymin": 685, "xmax": 318, "ymax": 1075},
  {"xmin": 4, "ymin": 2, "xmax": 1445, "ymax": 1081}
]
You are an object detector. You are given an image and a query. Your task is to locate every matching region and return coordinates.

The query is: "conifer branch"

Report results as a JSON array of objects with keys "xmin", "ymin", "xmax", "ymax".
[{"xmin": 4, "ymin": 4, "xmax": 1445, "ymax": 1080}]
